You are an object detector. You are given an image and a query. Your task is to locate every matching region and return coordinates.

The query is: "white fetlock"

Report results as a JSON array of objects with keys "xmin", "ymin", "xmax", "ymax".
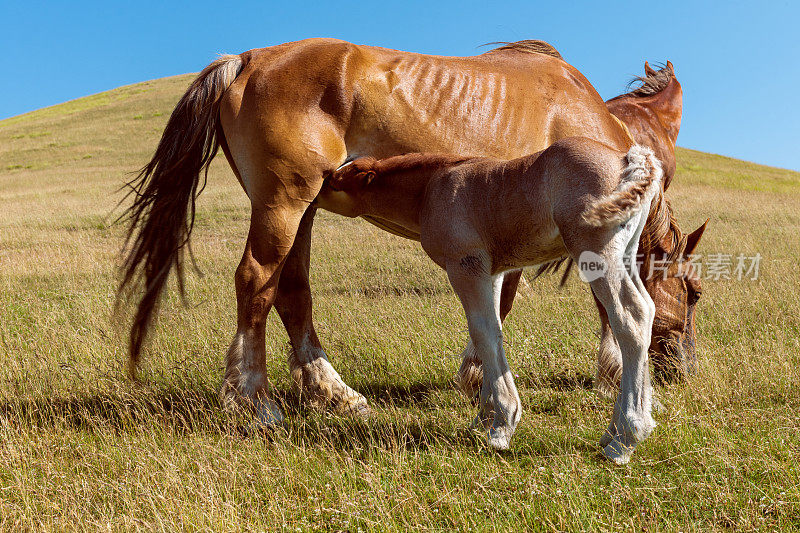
[
  {"xmin": 291, "ymin": 358, "xmax": 371, "ymax": 417},
  {"xmin": 621, "ymin": 412, "xmax": 656, "ymax": 443},
  {"xmin": 600, "ymin": 413, "xmax": 655, "ymax": 463}
]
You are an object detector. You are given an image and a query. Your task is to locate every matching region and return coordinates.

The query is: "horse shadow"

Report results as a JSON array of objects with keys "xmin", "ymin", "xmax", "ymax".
[{"xmin": 0, "ymin": 371, "xmax": 599, "ymax": 457}]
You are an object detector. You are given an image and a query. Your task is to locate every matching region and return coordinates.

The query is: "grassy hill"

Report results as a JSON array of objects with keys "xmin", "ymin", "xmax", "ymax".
[{"xmin": 1, "ymin": 76, "xmax": 799, "ymax": 530}]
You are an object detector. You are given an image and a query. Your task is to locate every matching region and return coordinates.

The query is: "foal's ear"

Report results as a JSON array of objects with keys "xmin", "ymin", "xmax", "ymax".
[
  {"xmin": 644, "ymin": 61, "xmax": 656, "ymax": 76},
  {"xmin": 684, "ymin": 219, "xmax": 709, "ymax": 256},
  {"xmin": 346, "ymin": 157, "xmax": 378, "ymax": 188},
  {"xmin": 361, "ymin": 169, "xmax": 376, "ymax": 186}
]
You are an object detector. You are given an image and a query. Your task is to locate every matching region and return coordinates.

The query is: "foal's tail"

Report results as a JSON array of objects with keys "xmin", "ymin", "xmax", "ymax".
[
  {"xmin": 582, "ymin": 145, "xmax": 663, "ymax": 227},
  {"xmin": 117, "ymin": 54, "xmax": 244, "ymax": 376}
]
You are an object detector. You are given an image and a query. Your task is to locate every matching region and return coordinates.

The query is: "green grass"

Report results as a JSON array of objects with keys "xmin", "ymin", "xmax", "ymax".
[{"xmin": 1, "ymin": 76, "xmax": 799, "ymax": 531}]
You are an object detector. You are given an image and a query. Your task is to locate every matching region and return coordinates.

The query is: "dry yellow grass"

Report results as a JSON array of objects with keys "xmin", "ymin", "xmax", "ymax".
[{"xmin": 1, "ymin": 75, "xmax": 799, "ymax": 531}]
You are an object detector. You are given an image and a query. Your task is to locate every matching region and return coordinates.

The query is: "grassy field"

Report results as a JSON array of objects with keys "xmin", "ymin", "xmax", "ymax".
[{"xmin": 1, "ymin": 75, "xmax": 799, "ymax": 531}]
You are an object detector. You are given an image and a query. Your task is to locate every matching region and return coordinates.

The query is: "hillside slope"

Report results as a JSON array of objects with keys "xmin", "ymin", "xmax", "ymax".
[{"xmin": 1, "ymin": 76, "xmax": 799, "ymax": 530}]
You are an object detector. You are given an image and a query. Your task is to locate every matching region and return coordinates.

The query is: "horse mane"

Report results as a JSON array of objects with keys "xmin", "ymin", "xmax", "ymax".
[
  {"xmin": 624, "ymin": 63, "xmax": 674, "ymax": 98},
  {"xmin": 485, "ymin": 40, "xmax": 563, "ymax": 60},
  {"xmin": 639, "ymin": 191, "xmax": 687, "ymax": 269}
]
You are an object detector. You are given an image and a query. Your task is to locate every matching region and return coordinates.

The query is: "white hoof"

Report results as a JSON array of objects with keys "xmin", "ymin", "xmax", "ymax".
[
  {"xmin": 345, "ymin": 399, "xmax": 372, "ymax": 418},
  {"xmin": 599, "ymin": 427, "xmax": 615, "ymax": 448},
  {"xmin": 601, "ymin": 438, "xmax": 635, "ymax": 465},
  {"xmin": 471, "ymin": 413, "xmax": 491, "ymax": 431},
  {"xmin": 487, "ymin": 428, "xmax": 512, "ymax": 450}
]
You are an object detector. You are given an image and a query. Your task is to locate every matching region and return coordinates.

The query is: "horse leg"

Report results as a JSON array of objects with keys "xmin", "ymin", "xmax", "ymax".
[
  {"xmin": 591, "ymin": 263, "xmax": 656, "ymax": 464},
  {"xmin": 593, "ymin": 289, "xmax": 623, "ymax": 396},
  {"xmin": 218, "ymin": 76, "xmax": 352, "ymax": 420},
  {"xmin": 455, "ymin": 270, "xmax": 521, "ymax": 397},
  {"xmin": 448, "ymin": 260, "xmax": 521, "ymax": 450},
  {"xmin": 274, "ymin": 205, "xmax": 369, "ymax": 415},
  {"xmin": 220, "ymin": 201, "xmax": 309, "ymax": 425}
]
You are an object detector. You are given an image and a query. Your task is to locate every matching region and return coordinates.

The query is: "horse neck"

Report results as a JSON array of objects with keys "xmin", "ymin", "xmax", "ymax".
[
  {"xmin": 360, "ymin": 164, "xmax": 440, "ymax": 233},
  {"xmin": 606, "ymin": 97, "xmax": 678, "ymax": 187}
]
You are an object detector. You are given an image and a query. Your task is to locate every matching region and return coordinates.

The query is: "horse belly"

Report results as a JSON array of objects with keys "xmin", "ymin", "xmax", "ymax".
[{"xmin": 490, "ymin": 222, "xmax": 566, "ymax": 274}]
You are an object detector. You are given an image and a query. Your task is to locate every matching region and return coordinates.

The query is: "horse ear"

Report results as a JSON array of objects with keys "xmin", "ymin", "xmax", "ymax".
[
  {"xmin": 666, "ymin": 60, "xmax": 674, "ymax": 73},
  {"xmin": 684, "ymin": 219, "xmax": 709, "ymax": 256},
  {"xmin": 644, "ymin": 61, "xmax": 656, "ymax": 76},
  {"xmin": 363, "ymin": 170, "xmax": 376, "ymax": 185}
]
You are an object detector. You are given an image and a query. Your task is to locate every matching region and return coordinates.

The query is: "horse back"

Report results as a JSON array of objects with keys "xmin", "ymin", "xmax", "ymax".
[{"xmin": 223, "ymin": 38, "xmax": 633, "ymax": 166}]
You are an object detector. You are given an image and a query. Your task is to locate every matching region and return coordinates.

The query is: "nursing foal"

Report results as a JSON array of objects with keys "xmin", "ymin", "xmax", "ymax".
[{"xmin": 318, "ymin": 137, "xmax": 663, "ymax": 464}]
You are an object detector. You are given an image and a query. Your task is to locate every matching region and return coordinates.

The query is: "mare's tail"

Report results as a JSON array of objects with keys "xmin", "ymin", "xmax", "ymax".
[{"xmin": 117, "ymin": 54, "xmax": 244, "ymax": 376}]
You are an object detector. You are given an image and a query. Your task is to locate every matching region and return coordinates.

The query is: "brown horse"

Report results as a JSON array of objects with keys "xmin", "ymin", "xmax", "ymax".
[
  {"xmin": 607, "ymin": 61, "xmax": 682, "ymax": 190},
  {"xmin": 320, "ymin": 139, "xmax": 666, "ymax": 463},
  {"xmin": 605, "ymin": 62, "xmax": 706, "ymax": 383},
  {"xmin": 119, "ymin": 39, "xmax": 705, "ymax": 425}
]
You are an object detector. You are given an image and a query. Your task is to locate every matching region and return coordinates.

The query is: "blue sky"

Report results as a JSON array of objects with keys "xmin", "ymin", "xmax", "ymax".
[{"xmin": 3, "ymin": 1, "xmax": 799, "ymax": 170}]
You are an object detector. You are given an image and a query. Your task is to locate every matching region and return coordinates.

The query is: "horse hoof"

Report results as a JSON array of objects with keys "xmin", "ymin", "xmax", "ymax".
[
  {"xmin": 471, "ymin": 413, "xmax": 492, "ymax": 431},
  {"xmin": 601, "ymin": 439, "xmax": 634, "ymax": 465},
  {"xmin": 599, "ymin": 429, "xmax": 614, "ymax": 448},
  {"xmin": 346, "ymin": 400, "xmax": 372, "ymax": 419},
  {"xmin": 487, "ymin": 428, "xmax": 512, "ymax": 450},
  {"xmin": 239, "ymin": 400, "xmax": 285, "ymax": 436},
  {"xmin": 255, "ymin": 399, "xmax": 285, "ymax": 426}
]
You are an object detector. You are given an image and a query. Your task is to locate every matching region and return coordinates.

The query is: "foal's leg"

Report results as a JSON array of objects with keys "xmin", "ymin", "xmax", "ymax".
[
  {"xmin": 274, "ymin": 205, "xmax": 369, "ymax": 415},
  {"xmin": 448, "ymin": 261, "xmax": 521, "ymax": 450},
  {"xmin": 593, "ymin": 290, "xmax": 623, "ymax": 396},
  {"xmin": 459, "ymin": 267, "xmax": 627, "ymax": 399},
  {"xmin": 590, "ymin": 267, "xmax": 656, "ymax": 464},
  {"xmin": 455, "ymin": 270, "xmax": 519, "ymax": 397}
]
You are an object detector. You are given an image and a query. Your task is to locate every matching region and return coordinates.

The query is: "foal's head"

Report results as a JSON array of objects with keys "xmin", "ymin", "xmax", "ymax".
[
  {"xmin": 640, "ymin": 196, "xmax": 708, "ymax": 382},
  {"xmin": 323, "ymin": 153, "xmax": 475, "ymax": 216},
  {"xmin": 320, "ymin": 157, "xmax": 380, "ymax": 217}
]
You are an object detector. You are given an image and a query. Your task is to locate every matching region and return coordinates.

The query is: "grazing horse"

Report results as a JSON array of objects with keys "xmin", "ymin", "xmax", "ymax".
[
  {"xmin": 119, "ymin": 38, "xmax": 705, "ymax": 426},
  {"xmin": 461, "ymin": 60, "xmax": 706, "ymax": 396},
  {"xmin": 606, "ymin": 62, "xmax": 706, "ymax": 381},
  {"xmin": 319, "ymin": 139, "xmax": 664, "ymax": 463}
]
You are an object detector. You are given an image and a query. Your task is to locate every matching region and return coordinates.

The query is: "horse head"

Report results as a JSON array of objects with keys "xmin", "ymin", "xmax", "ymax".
[{"xmin": 640, "ymin": 194, "xmax": 708, "ymax": 382}]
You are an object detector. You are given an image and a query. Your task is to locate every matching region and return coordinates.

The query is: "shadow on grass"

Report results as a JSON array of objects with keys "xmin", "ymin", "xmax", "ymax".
[
  {"xmin": 0, "ymin": 387, "xmax": 224, "ymax": 434},
  {"xmin": 538, "ymin": 370, "xmax": 594, "ymax": 391},
  {"xmin": 353, "ymin": 381, "xmax": 452, "ymax": 406},
  {"xmin": 325, "ymin": 284, "xmax": 448, "ymax": 298},
  {"xmin": 0, "ymin": 377, "xmax": 593, "ymax": 457},
  {"xmin": 0, "ymin": 380, "xmax": 454, "ymax": 429}
]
